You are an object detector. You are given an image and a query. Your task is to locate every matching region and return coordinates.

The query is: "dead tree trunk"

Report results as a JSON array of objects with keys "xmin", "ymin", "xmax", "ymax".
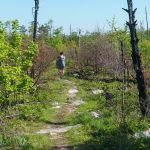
[
  {"xmin": 33, "ymin": 0, "xmax": 39, "ymax": 42},
  {"xmin": 123, "ymin": 0, "xmax": 150, "ymax": 116},
  {"xmin": 120, "ymin": 41, "xmax": 126, "ymax": 122},
  {"xmin": 31, "ymin": 0, "xmax": 39, "ymax": 78}
]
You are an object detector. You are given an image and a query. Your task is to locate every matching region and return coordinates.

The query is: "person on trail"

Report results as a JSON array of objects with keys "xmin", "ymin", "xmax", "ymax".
[{"xmin": 56, "ymin": 52, "xmax": 66, "ymax": 78}]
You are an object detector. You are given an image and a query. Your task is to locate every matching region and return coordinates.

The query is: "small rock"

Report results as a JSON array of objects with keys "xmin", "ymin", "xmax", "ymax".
[
  {"xmin": 72, "ymin": 99, "xmax": 85, "ymax": 106},
  {"xmin": 134, "ymin": 128, "xmax": 150, "ymax": 138},
  {"xmin": 92, "ymin": 89, "xmax": 104, "ymax": 94},
  {"xmin": 37, "ymin": 129, "xmax": 51, "ymax": 134},
  {"xmin": 52, "ymin": 102, "xmax": 61, "ymax": 109},
  {"xmin": 90, "ymin": 111, "xmax": 100, "ymax": 118},
  {"xmin": 52, "ymin": 106, "xmax": 61, "ymax": 109},
  {"xmin": 52, "ymin": 102, "xmax": 59, "ymax": 105},
  {"xmin": 37, "ymin": 124, "xmax": 82, "ymax": 135},
  {"xmin": 67, "ymin": 107, "xmax": 76, "ymax": 113},
  {"xmin": 68, "ymin": 88, "xmax": 78, "ymax": 95},
  {"xmin": 73, "ymin": 73, "xmax": 80, "ymax": 78}
]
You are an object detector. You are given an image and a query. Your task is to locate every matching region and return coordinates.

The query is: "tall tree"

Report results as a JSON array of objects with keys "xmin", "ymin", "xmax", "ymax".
[
  {"xmin": 123, "ymin": 0, "xmax": 150, "ymax": 116},
  {"xmin": 33, "ymin": 0, "xmax": 39, "ymax": 42},
  {"xmin": 31, "ymin": 0, "xmax": 39, "ymax": 78}
]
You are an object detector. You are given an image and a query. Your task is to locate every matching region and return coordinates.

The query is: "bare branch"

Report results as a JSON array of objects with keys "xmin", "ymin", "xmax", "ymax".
[{"xmin": 122, "ymin": 8, "xmax": 129, "ymax": 13}]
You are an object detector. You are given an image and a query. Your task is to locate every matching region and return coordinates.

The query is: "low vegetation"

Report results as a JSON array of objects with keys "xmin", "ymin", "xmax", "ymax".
[{"xmin": 1, "ymin": 0, "xmax": 150, "ymax": 148}]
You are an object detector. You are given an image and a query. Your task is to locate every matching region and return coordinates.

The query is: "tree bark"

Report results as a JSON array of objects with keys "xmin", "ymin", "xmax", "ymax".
[
  {"xmin": 31, "ymin": 0, "xmax": 39, "ymax": 78},
  {"xmin": 123, "ymin": 0, "xmax": 150, "ymax": 116},
  {"xmin": 33, "ymin": 0, "xmax": 39, "ymax": 42}
]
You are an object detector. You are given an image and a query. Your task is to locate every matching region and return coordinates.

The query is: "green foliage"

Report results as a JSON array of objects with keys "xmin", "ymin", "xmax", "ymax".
[
  {"xmin": 80, "ymin": 66, "xmax": 95, "ymax": 80},
  {"xmin": 139, "ymin": 40, "xmax": 150, "ymax": 68},
  {"xmin": 18, "ymin": 104, "xmax": 42, "ymax": 121},
  {"xmin": 0, "ymin": 134, "xmax": 52, "ymax": 149},
  {"xmin": 1, "ymin": 18, "xmax": 150, "ymax": 149},
  {"xmin": 66, "ymin": 78, "xmax": 150, "ymax": 149},
  {"xmin": 0, "ymin": 134, "xmax": 31, "ymax": 149},
  {"xmin": 0, "ymin": 20, "xmax": 38, "ymax": 107},
  {"xmin": 38, "ymin": 19, "xmax": 53, "ymax": 42},
  {"xmin": 51, "ymin": 27, "xmax": 67, "ymax": 52}
]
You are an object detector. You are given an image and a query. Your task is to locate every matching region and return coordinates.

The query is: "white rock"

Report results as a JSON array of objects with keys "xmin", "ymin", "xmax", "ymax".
[
  {"xmin": 134, "ymin": 128, "xmax": 150, "ymax": 138},
  {"xmin": 50, "ymin": 124, "xmax": 81, "ymax": 133},
  {"xmin": 52, "ymin": 106, "xmax": 61, "ymax": 109},
  {"xmin": 73, "ymin": 73, "xmax": 80, "ymax": 77},
  {"xmin": 37, "ymin": 129, "xmax": 51, "ymax": 134},
  {"xmin": 52, "ymin": 102, "xmax": 59, "ymax": 105},
  {"xmin": 37, "ymin": 124, "xmax": 82, "ymax": 135},
  {"xmin": 51, "ymin": 102, "xmax": 61, "ymax": 109},
  {"xmin": 72, "ymin": 99, "xmax": 85, "ymax": 106},
  {"xmin": 68, "ymin": 88, "xmax": 78, "ymax": 95},
  {"xmin": 90, "ymin": 112, "xmax": 100, "ymax": 118},
  {"xmin": 92, "ymin": 89, "xmax": 104, "ymax": 94},
  {"xmin": 67, "ymin": 107, "xmax": 76, "ymax": 113}
]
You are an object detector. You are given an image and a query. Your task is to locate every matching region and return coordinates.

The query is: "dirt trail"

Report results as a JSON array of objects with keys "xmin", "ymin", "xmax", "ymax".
[{"xmin": 37, "ymin": 79, "xmax": 83, "ymax": 150}]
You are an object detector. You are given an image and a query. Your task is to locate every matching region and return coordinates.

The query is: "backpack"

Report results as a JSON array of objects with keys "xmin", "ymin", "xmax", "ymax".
[{"xmin": 56, "ymin": 57, "xmax": 63, "ymax": 69}]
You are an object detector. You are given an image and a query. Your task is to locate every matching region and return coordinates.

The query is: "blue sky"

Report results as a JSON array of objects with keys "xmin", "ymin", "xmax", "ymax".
[{"xmin": 0, "ymin": 0, "xmax": 149, "ymax": 33}]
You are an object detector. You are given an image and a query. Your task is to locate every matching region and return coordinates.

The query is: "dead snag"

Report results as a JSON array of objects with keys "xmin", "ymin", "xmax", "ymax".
[
  {"xmin": 123, "ymin": 0, "xmax": 150, "ymax": 116},
  {"xmin": 31, "ymin": 0, "xmax": 39, "ymax": 78},
  {"xmin": 33, "ymin": 0, "xmax": 39, "ymax": 42}
]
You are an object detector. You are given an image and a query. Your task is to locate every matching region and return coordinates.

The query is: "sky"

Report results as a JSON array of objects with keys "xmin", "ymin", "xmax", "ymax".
[{"xmin": 0, "ymin": 0, "xmax": 149, "ymax": 34}]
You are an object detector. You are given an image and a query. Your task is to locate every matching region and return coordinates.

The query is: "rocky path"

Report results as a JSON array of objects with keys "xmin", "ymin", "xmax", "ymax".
[{"xmin": 37, "ymin": 79, "xmax": 83, "ymax": 150}]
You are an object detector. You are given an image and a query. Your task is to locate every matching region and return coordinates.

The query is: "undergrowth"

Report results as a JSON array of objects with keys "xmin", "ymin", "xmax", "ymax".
[
  {"xmin": 0, "ymin": 69, "xmax": 71, "ymax": 150},
  {"xmin": 1, "ymin": 70, "xmax": 150, "ymax": 150},
  {"xmin": 66, "ymin": 77, "xmax": 150, "ymax": 150}
]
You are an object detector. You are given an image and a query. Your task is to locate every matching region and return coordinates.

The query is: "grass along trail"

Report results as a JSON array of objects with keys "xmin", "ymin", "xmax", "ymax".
[{"xmin": 1, "ymin": 73, "xmax": 150, "ymax": 149}]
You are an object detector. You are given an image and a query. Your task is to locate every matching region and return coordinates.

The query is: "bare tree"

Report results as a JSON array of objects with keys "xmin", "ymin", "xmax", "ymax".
[
  {"xmin": 31, "ymin": 0, "xmax": 39, "ymax": 78},
  {"xmin": 120, "ymin": 41, "xmax": 126, "ymax": 123},
  {"xmin": 33, "ymin": 0, "xmax": 39, "ymax": 41},
  {"xmin": 123, "ymin": 0, "xmax": 150, "ymax": 116}
]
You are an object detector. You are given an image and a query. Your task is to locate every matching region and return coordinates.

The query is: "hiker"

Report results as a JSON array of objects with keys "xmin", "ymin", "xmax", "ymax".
[{"xmin": 56, "ymin": 52, "xmax": 66, "ymax": 77}]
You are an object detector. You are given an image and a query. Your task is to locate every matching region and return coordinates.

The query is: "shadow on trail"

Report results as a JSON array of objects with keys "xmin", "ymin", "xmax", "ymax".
[
  {"xmin": 51, "ymin": 145, "xmax": 74, "ymax": 150},
  {"xmin": 71, "ymin": 126, "xmax": 150, "ymax": 150},
  {"xmin": 41, "ymin": 120, "xmax": 69, "ymax": 126},
  {"xmin": 51, "ymin": 144, "xmax": 94, "ymax": 150},
  {"xmin": 51, "ymin": 125, "xmax": 150, "ymax": 150},
  {"xmin": 99, "ymin": 78, "xmax": 136, "ymax": 84}
]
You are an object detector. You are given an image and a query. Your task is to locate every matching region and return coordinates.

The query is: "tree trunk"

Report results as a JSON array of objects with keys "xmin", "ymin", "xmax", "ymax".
[
  {"xmin": 120, "ymin": 41, "xmax": 126, "ymax": 122},
  {"xmin": 31, "ymin": 0, "xmax": 39, "ymax": 78},
  {"xmin": 33, "ymin": 0, "xmax": 39, "ymax": 42},
  {"xmin": 123, "ymin": 0, "xmax": 150, "ymax": 116}
]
